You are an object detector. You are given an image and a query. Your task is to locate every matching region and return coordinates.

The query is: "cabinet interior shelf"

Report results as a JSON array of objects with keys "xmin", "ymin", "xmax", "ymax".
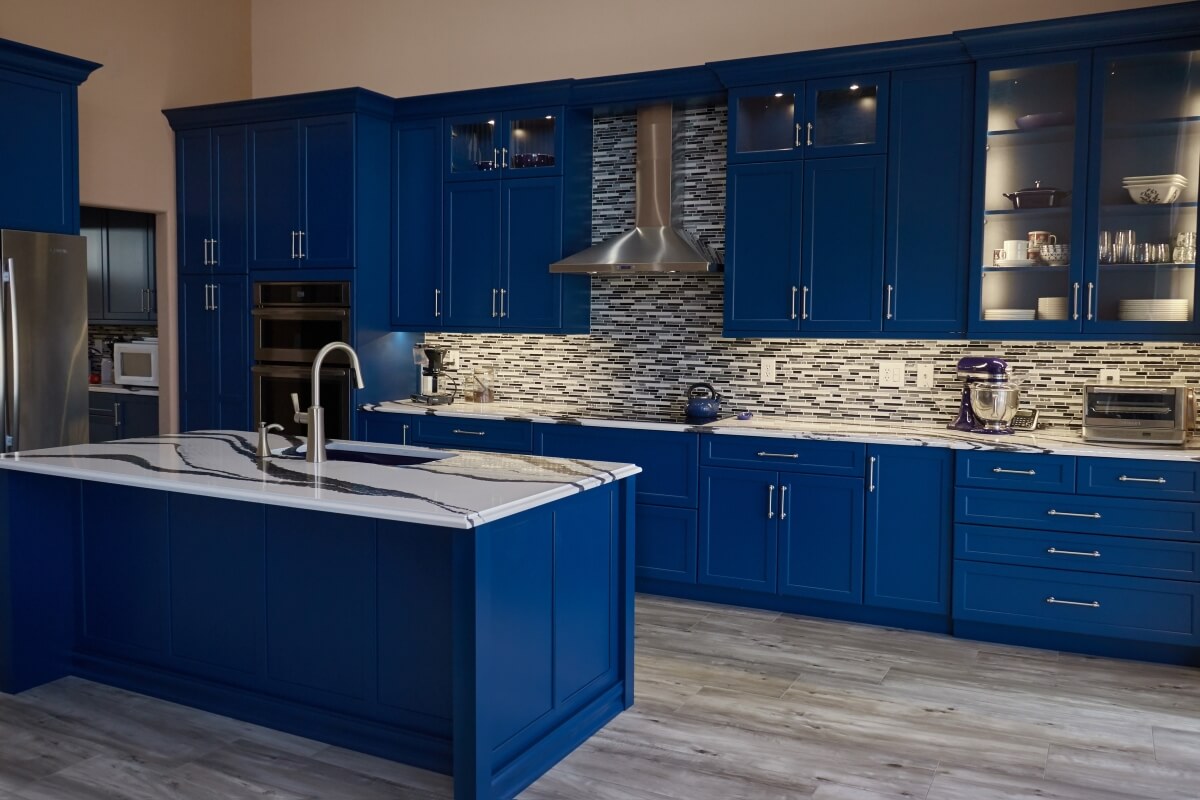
[
  {"xmin": 981, "ymin": 265, "xmax": 1070, "ymax": 273},
  {"xmin": 986, "ymin": 126, "xmax": 1074, "ymax": 146},
  {"xmin": 1105, "ymin": 115, "xmax": 1200, "ymax": 137},
  {"xmin": 1100, "ymin": 201, "xmax": 1199, "ymax": 215},
  {"xmin": 984, "ymin": 206, "xmax": 1072, "ymax": 217},
  {"xmin": 1099, "ymin": 262, "xmax": 1196, "ymax": 270}
]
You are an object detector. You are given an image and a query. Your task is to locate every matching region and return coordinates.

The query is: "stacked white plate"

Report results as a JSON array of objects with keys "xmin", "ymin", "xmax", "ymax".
[
  {"xmin": 1037, "ymin": 297, "xmax": 1069, "ymax": 320},
  {"xmin": 983, "ymin": 308, "xmax": 1036, "ymax": 321},
  {"xmin": 1117, "ymin": 298, "xmax": 1190, "ymax": 321},
  {"xmin": 1122, "ymin": 174, "xmax": 1189, "ymax": 205}
]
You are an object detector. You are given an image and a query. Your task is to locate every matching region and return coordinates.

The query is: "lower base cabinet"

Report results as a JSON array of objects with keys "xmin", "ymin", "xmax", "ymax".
[
  {"xmin": 699, "ymin": 467, "xmax": 780, "ymax": 593},
  {"xmin": 635, "ymin": 505, "xmax": 698, "ymax": 583},
  {"xmin": 88, "ymin": 392, "xmax": 159, "ymax": 443}
]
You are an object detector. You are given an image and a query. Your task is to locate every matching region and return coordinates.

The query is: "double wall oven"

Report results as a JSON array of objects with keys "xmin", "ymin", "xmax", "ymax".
[{"xmin": 251, "ymin": 281, "xmax": 354, "ymax": 439}]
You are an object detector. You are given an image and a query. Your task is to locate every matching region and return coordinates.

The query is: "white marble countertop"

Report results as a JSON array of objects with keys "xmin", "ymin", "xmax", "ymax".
[
  {"xmin": 364, "ymin": 400, "xmax": 1200, "ymax": 462},
  {"xmin": 0, "ymin": 431, "xmax": 640, "ymax": 529},
  {"xmin": 89, "ymin": 385, "xmax": 160, "ymax": 397}
]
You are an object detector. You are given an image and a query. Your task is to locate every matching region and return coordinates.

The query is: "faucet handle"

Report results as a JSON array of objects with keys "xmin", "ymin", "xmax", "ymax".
[{"xmin": 290, "ymin": 392, "xmax": 307, "ymax": 424}]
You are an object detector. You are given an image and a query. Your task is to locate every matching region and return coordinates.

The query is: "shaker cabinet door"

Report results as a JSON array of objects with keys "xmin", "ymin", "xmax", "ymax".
[
  {"xmin": 300, "ymin": 115, "xmax": 355, "ymax": 268},
  {"xmin": 177, "ymin": 129, "xmax": 213, "ymax": 275},
  {"xmin": 443, "ymin": 181, "xmax": 502, "ymax": 328},
  {"xmin": 392, "ymin": 119, "xmax": 444, "ymax": 329},
  {"xmin": 502, "ymin": 177, "xmax": 563, "ymax": 330},
  {"xmin": 249, "ymin": 120, "xmax": 301, "ymax": 270},
  {"xmin": 699, "ymin": 467, "xmax": 778, "ymax": 593}
]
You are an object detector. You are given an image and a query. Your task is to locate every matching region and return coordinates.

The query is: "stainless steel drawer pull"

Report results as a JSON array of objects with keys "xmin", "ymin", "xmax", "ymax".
[
  {"xmin": 779, "ymin": 485, "xmax": 787, "ymax": 520},
  {"xmin": 767, "ymin": 484, "xmax": 776, "ymax": 519},
  {"xmin": 993, "ymin": 467, "xmax": 1036, "ymax": 476},
  {"xmin": 1046, "ymin": 596, "xmax": 1100, "ymax": 609},
  {"xmin": 868, "ymin": 456, "xmax": 876, "ymax": 493},
  {"xmin": 1118, "ymin": 475, "xmax": 1166, "ymax": 484},
  {"xmin": 794, "ymin": 122, "xmax": 802, "ymax": 148},
  {"xmin": 452, "ymin": 429, "xmax": 485, "ymax": 436},
  {"xmin": 1047, "ymin": 547, "xmax": 1101, "ymax": 558},
  {"xmin": 1047, "ymin": 509, "xmax": 1102, "ymax": 519},
  {"xmin": 757, "ymin": 451, "xmax": 799, "ymax": 459}
]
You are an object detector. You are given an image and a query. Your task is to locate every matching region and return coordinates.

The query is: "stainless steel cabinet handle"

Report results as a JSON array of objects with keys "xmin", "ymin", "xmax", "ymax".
[
  {"xmin": 802, "ymin": 285, "xmax": 809, "ymax": 320},
  {"xmin": 1046, "ymin": 596, "xmax": 1100, "ymax": 608},
  {"xmin": 806, "ymin": 121, "xmax": 813, "ymax": 146},
  {"xmin": 1047, "ymin": 509, "xmax": 1102, "ymax": 519},
  {"xmin": 434, "ymin": 288, "xmax": 442, "ymax": 318},
  {"xmin": 757, "ymin": 451, "xmax": 798, "ymax": 459},
  {"xmin": 1086, "ymin": 282, "xmax": 1095, "ymax": 321},
  {"xmin": 452, "ymin": 429, "xmax": 485, "ymax": 436},
  {"xmin": 1118, "ymin": 475, "xmax": 1166, "ymax": 484},
  {"xmin": 203, "ymin": 283, "xmax": 210, "ymax": 311},
  {"xmin": 113, "ymin": 401, "xmax": 122, "ymax": 430},
  {"xmin": 993, "ymin": 467, "xmax": 1036, "ymax": 476},
  {"xmin": 202, "ymin": 238, "xmax": 209, "ymax": 266},
  {"xmin": 402, "ymin": 424, "xmax": 410, "ymax": 445},
  {"xmin": 499, "ymin": 288, "xmax": 507, "ymax": 318},
  {"xmin": 0, "ymin": 261, "xmax": 8, "ymax": 451},
  {"xmin": 1072, "ymin": 282, "xmax": 1080, "ymax": 321},
  {"xmin": 1047, "ymin": 547, "xmax": 1101, "ymax": 558},
  {"xmin": 140, "ymin": 289, "xmax": 146, "ymax": 313},
  {"xmin": 885, "ymin": 284, "xmax": 894, "ymax": 320},
  {"xmin": 779, "ymin": 485, "xmax": 788, "ymax": 520},
  {"xmin": 790, "ymin": 286, "xmax": 798, "ymax": 320},
  {"xmin": 491, "ymin": 288, "xmax": 498, "ymax": 318},
  {"xmin": 298, "ymin": 230, "xmax": 305, "ymax": 259},
  {"xmin": 493, "ymin": 147, "xmax": 499, "ymax": 168},
  {"xmin": 501, "ymin": 147, "xmax": 508, "ymax": 169},
  {"xmin": 868, "ymin": 456, "xmax": 876, "ymax": 493},
  {"xmin": 210, "ymin": 238, "xmax": 218, "ymax": 266},
  {"xmin": 794, "ymin": 122, "xmax": 802, "ymax": 148},
  {"xmin": 291, "ymin": 231, "xmax": 297, "ymax": 259},
  {"xmin": 211, "ymin": 283, "xmax": 219, "ymax": 311},
  {"xmin": 767, "ymin": 484, "xmax": 776, "ymax": 519},
  {"xmin": 7, "ymin": 259, "xmax": 18, "ymax": 452}
]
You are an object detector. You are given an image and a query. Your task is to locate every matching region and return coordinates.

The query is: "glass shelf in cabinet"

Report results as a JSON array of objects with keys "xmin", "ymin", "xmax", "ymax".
[
  {"xmin": 984, "ymin": 206, "xmax": 1072, "ymax": 217},
  {"xmin": 1103, "ymin": 116, "xmax": 1200, "ymax": 138},
  {"xmin": 1099, "ymin": 262, "xmax": 1196, "ymax": 269},
  {"xmin": 985, "ymin": 126, "xmax": 1075, "ymax": 146},
  {"xmin": 1100, "ymin": 202, "xmax": 1199, "ymax": 215},
  {"xmin": 981, "ymin": 265, "xmax": 1071, "ymax": 273}
]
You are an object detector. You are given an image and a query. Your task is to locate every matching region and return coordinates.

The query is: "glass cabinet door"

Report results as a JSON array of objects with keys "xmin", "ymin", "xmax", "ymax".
[
  {"xmin": 975, "ymin": 58, "xmax": 1087, "ymax": 331},
  {"xmin": 504, "ymin": 111, "xmax": 561, "ymax": 175},
  {"xmin": 728, "ymin": 86, "xmax": 804, "ymax": 163},
  {"xmin": 1089, "ymin": 45, "xmax": 1199, "ymax": 332},
  {"xmin": 447, "ymin": 115, "xmax": 502, "ymax": 179},
  {"xmin": 805, "ymin": 74, "xmax": 888, "ymax": 157}
]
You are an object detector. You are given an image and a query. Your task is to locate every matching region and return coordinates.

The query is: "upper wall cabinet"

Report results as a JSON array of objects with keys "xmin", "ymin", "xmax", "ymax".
[
  {"xmin": 165, "ymin": 89, "xmax": 394, "ymax": 275},
  {"xmin": 82, "ymin": 206, "xmax": 157, "ymax": 323},
  {"xmin": 968, "ymin": 40, "xmax": 1200, "ymax": 339},
  {"xmin": 728, "ymin": 74, "xmax": 889, "ymax": 164},
  {"xmin": 0, "ymin": 37, "xmax": 99, "ymax": 235},
  {"xmin": 446, "ymin": 108, "xmax": 565, "ymax": 180}
]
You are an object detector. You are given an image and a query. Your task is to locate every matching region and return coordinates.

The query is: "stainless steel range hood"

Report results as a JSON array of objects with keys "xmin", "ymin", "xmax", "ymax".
[{"xmin": 550, "ymin": 104, "xmax": 719, "ymax": 275}]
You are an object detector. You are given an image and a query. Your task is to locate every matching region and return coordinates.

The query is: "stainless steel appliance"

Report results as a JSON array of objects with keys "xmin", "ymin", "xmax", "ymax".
[
  {"xmin": 0, "ymin": 229, "xmax": 89, "ymax": 453},
  {"xmin": 113, "ymin": 339, "xmax": 159, "ymax": 387},
  {"xmin": 1083, "ymin": 384, "xmax": 1194, "ymax": 445},
  {"xmin": 252, "ymin": 281, "xmax": 354, "ymax": 438},
  {"xmin": 412, "ymin": 346, "xmax": 455, "ymax": 405},
  {"xmin": 948, "ymin": 356, "xmax": 1022, "ymax": 435}
]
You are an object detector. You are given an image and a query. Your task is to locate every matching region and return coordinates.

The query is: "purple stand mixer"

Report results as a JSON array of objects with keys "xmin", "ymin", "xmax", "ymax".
[{"xmin": 948, "ymin": 356, "xmax": 1020, "ymax": 435}]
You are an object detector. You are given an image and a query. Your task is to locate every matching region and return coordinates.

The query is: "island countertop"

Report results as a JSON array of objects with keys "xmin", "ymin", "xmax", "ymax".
[{"xmin": 0, "ymin": 430, "xmax": 640, "ymax": 529}]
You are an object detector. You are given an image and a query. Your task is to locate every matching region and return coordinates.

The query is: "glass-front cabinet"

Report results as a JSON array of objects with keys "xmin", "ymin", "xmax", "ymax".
[
  {"xmin": 446, "ymin": 108, "xmax": 563, "ymax": 180},
  {"xmin": 972, "ymin": 43, "xmax": 1200, "ymax": 337},
  {"xmin": 1087, "ymin": 42, "xmax": 1199, "ymax": 335},
  {"xmin": 728, "ymin": 74, "xmax": 889, "ymax": 163},
  {"xmin": 971, "ymin": 56, "xmax": 1090, "ymax": 334}
]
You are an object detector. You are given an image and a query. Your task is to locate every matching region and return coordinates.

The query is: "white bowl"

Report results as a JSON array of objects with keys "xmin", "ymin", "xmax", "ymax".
[{"xmin": 1126, "ymin": 184, "xmax": 1183, "ymax": 205}]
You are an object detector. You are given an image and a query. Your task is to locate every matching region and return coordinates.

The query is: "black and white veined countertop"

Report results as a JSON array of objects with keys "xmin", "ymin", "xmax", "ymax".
[
  {"xmin": 366, "ymin": 400, "xmax": 1200, "ymax": 462},
  {"xmin": 0, "ymin": 431, "xmax": 640, "ymax": 529}
]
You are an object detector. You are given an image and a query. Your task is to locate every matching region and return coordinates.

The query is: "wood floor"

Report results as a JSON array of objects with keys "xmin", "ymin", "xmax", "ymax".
[{"xmin": 1, "ymin": 594, "xmax": 1198, "ymax": 799}]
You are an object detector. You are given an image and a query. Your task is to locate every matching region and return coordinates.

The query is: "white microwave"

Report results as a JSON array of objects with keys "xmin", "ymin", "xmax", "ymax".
[{"xmin": 113, "ymin": 341, "xmax": 159, "ymax": 387}]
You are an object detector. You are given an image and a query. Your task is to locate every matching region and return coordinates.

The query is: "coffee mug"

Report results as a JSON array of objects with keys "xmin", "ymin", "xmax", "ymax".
[
  {"xmin": 1001, "ymin": 240, "xmax": 1030, "ymax": 261},
  {"xmin": 1028, "ymin": 231, "xmax": 1057, "ymax": 248}
]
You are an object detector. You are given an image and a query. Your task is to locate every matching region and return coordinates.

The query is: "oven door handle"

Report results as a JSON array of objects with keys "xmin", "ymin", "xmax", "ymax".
[
  {"xmin": 252, "ymin": 365, "xmax": 350, "ymax": 379},
  {"xmin": 251, "ymin": 308, "xmax": 350, "ymax": 319}
]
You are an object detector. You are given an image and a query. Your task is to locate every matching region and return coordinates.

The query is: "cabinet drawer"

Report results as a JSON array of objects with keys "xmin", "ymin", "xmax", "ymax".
[
  {"xmin": 88, "ymin": 391, "xmax": 116, "ymax": 413},
  {"xmin": 955, "ymin": 487, "xmax": 1200, "ymax": 542},
  {"xmin": 955, "ymin": 451, "xmax": 1075, "ymax": 493},
  {"xmin": 1077, "ymin": 458, "xmax": 1200, "ymax": 502},
  {"xmin": 411, "ymin": 415, "xmax": 532, "ymax": 453},
  {"xmin": 702, "ymin": 435, "xmax": 865, "ymax": 476},
  {"xmin": 953, "ymin": 560, "xmax": 1200, "ymax": 646},
  {"xmin": 956, "ymin": 524, "xmax": 1200, "ymax": 582}
]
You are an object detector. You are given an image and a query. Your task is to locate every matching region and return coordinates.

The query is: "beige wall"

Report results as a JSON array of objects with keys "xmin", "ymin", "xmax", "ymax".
[
  {"xmin": 250, "ymin": 0, "xmax": 1174, "ymax": 99},
  {"xmin": 0, "ymin": 0, "xmax": 252, "ymax": 432}
]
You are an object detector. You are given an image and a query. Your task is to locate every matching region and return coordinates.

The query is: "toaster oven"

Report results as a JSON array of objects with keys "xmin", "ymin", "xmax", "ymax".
[{"xmin": 1082, "ymin": 384, "xmax": 1195, "ymax": 445}]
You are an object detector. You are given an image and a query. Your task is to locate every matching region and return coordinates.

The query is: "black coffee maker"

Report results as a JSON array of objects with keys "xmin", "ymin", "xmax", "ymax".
[{"xmin": 411, "ymin": 346, "xmax": 455, "ymax": 405}]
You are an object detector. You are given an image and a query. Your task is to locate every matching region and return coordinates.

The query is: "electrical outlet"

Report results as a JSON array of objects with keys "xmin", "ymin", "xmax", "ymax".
[
  {"xmin": 916, "ymin": 363, "xmax": 935, "ymax": 389},
  {"xmin": 879, "ymin": 361, "xmax": 906, "ymax": 389},
  {"xmin": 1099, "ymin": 368, "xmax": 1121, "ymax": 383},
  {"xmin": 760, "ymin": 357, "xmax": 777, "ymax": 382}
]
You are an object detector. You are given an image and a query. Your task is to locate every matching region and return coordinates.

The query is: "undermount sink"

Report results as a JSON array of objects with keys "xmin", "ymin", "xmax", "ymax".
[{"xmin": 286, "ymin": 440, "xmax": 452, "ymax": 467}]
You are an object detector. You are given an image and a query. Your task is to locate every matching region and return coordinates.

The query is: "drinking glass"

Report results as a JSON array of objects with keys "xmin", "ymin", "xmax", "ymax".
[{"xmin": 1098, "ymin": 230, "xmax": 1113, "ymax": 264}]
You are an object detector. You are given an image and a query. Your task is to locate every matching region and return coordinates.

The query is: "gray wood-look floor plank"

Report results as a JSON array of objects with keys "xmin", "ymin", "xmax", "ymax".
[{"xmin": 1, "ymin": 594, "xmax": 1195, "ymax": 799}]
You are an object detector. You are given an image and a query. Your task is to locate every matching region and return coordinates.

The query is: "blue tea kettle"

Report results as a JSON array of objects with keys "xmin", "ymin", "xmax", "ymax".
[{"xmin": 686, "ymin": 383, "xmax": 722, "ymax": 419}]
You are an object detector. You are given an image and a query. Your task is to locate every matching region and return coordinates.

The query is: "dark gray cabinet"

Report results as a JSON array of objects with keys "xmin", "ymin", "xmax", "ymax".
[
  {"xmin": 82, "ymin": 206, "xmax": 157, "ymax": 322},
  {"xmin": 88, "ymin": 391, "xmax": 158, "ymax": 443}
]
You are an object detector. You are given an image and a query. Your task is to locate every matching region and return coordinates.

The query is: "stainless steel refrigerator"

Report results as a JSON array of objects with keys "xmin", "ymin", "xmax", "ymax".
[{"xmin": 0, "ymin": 229, "xmax": 89, "ymax": 453}]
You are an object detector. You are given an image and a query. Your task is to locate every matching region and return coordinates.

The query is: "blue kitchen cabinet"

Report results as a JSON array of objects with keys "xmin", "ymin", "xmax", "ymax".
[
  {"xmin": 636, "ymin": 505, "xmax": 699, "ymax": 584},
  {"xmin": 360, "ymin": 410, "xmax": 412, "ymax": 445},
  {"xmin": 179, "ymin": 275, "xmax": 249, "ymax": 432},
  {"xmin": 864, "ymin": 445, "xmax": 953, "ymax": 614},
  {"xmin": 0, "ymin": 38, "xmax": 98, "ymax": 234},
  {"xmin": 248, "ymin": 114, "xmax": 364, "ymax": 270},
  {"xmin": 411, "ymin": 415, "xmax": 533, "ymax": 453},
  {"xmin": 502, "ymin": 177, "xmax": 565, "ymax": 330},
  {"xmin": 82, "ymin": 207, "xmax": 157, "ymax": 322},
  {"xmin": 444, "ymin": 181, "xmax": 503, "ymax": 328},
  {"xmin": 88, "ymin": 391, "xmax": 158, "ymax": 443},
  {"xmin": 884, "ymin": 65, "xmax": 973, "ymax": 333},
  {"xmin": 177, "ymin": 125, "xmax": 248, "ymax": 275},
  {"xmin": 802, "ymin": 155, "xmax": 886, "ymax": 332},
  {"xmin": 445, "ymin": 108, "xmax": 565, "ymax": 181},
  {"xmin": 392, "ymin": 119, "xmax": 444, "ymax": 328},
  {"xmin": 699, "ymin": 467, "xmax": 779, "ymax": 593},
  {"xmin": 727, "ymin": 75, "xmax": 888, "ymax": 165},
  {"xmin": 778, "ymin": 475, "xmax": 865, "ymax": 603}
]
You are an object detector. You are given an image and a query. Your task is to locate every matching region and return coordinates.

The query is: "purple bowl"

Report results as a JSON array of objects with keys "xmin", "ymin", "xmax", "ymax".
[{"xmin": 1014, "ymin": 112, "xmax": 1074, "ymax": 130}]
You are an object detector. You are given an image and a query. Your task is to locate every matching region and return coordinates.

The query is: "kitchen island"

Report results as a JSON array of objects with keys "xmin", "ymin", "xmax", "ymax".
[{"xmin": 0, "ymin": 431, "xmax": 639, "ymax": 800}]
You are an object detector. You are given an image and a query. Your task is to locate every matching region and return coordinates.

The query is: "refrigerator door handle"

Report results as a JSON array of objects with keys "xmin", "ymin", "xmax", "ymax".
[
  {"xmin": 0, "ymin": 259, "xmax": 8, "ymax": 451},
  {"xmin": 5, "ymin": 257, "xmax": 18, "ymax": 452}
]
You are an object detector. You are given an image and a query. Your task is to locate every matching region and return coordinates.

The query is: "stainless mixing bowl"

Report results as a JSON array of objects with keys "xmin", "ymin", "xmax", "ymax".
[{"xmin": 969, "ymin": 382, "xmax": 1021, "ymax": 432}]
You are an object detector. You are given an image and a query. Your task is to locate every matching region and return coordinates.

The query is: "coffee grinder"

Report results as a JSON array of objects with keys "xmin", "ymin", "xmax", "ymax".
[
  {"xmin": 412, "ymin": 346, "xmax": 455, "ymax": 405},
  {"xmin": 948, "ymin": 356, "xmax": 1021, "ymax": 434}
]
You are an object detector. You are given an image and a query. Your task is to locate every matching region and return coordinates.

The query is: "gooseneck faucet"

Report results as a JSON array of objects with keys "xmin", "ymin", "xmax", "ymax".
[{"xmin": 292, "ymin": 341, "xmax": 365, "ymax": 464}]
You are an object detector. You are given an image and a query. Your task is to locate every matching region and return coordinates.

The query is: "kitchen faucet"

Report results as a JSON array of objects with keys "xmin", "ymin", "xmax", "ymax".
[{"xmin": 291, "ymin": 341, "xmax": 365, "ymax": 464}]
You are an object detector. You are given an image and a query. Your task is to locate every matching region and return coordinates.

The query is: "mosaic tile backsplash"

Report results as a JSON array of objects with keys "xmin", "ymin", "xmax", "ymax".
[{"xmin": 428, "ymin": 107, "xmax": 1200, "ymax": 429}]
